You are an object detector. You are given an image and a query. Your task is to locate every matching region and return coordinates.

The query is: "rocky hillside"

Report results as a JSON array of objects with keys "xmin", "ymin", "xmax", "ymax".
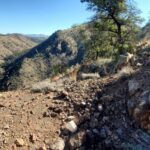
[
  {"xmin": 0, "ymin": 48, "xmax": 150, "ymax": 150},
  {"xmin": 0, "ymin": 24, "xmax": 91, "ymax": 90},
  {"xmin": 2, "ymin": 21, "xmax": 150, "ymax": 91},
  {"xmin": 0, "ymin": 34, "xmax": 37, "ymax": 62}
]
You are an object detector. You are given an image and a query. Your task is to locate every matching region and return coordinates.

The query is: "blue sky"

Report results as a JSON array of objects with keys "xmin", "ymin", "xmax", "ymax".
[{"xmin": 0, "ymin": 0, "xmax": 149, "ymax": 35}]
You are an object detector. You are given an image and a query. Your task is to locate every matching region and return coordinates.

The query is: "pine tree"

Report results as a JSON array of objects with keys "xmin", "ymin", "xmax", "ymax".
[{"xmin": 81, "ymin": 0, "xmax": 142, "ymax": 59}]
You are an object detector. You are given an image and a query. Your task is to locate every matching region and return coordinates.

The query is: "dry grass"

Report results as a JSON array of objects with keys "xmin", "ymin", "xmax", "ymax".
[
  {"xmin": 31, "ymin": 80, "xmax": 64, "ymax": 93},
  {"xmin": 114, "ymin": 66, "xmax": 134, "ymax": 79}
]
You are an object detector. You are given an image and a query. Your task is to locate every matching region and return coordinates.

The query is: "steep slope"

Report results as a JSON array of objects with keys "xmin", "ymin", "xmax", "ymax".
[{"xmin": 0, "ymin": 25, "xmax": 91, "ymax": 90}]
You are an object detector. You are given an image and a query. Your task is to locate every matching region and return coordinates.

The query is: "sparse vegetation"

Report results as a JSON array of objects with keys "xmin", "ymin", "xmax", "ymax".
[{"xmin": 31, "ymin": 80, "xmax": 57, "ymax": 93}]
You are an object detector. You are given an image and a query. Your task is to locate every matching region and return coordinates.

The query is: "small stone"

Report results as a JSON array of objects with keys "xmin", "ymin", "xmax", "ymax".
[
  {"xmin": 46, "ymin": 95, "xmax": 54, "ymax": 99},
  {"xmin": 128, "ymin": 79, "xmax": 140, "ymax": 95},
  {"xmin": 15, "ymin": 138, "xmax": 24, "ymax": 147},
  {"xmin": 50, "ymin": 137, "xmax": 65, "ymax": 150},
  {"xmin": 81, "ymin": 101, "xmax": 86, "ymax": 106},
  {"xmin": 61, "ymin": 90, "xmax": 69, "ymax": 97},
  {"xmin": 3, "ymin": 139, "xmax": 7, "ymax": 144},
  {"xmin": 43, "ymin": 112, "xmax": 50, "ymax": 117},
  {"xmin": 68, "ymin": 131, "xmax": 86, "ymax": 149},
  {"xmin": 51, "ymin": 112, "xmax": 58, "ymax": 118},
  {"xmin": 137, "ymin": 63, "xmax": 142, "ymax": 67},
  {"xmin": 65, "ymin": 121, "xmax": 77, "ymax": 133},
  {"xmin": 4, "ymin": 124, "xmax": 9, "ymax": 130},
  {"xmin": 39, "ymin": 146, "xmax": 46, "ymax": 150},
  {"xmin": 29, "ymin": 134, "xmax": 36, "ymax": 143},
  {"xmin": 98, "ymin": 104, "xmax": 103, "ymax": 112}
]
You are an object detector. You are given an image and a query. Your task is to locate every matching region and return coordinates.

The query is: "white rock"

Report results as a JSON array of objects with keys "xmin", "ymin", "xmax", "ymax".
[
  {"xmin": 137, "ymin": 63, "xmax": 142, "ymax": 67},
  {"xmin": 65, "ymin": 121, "xmax": 77, "ymax": 133},
  {"xmin": 15, "ymin": 138, "xmax": 24, "ymax": 147},
  {"xmin": 50, "ymin": 137, "xmax": 65, "ymax": 150},
  {"xmin": 98, "ymin": 104, "xmax": 103, "ymax": 111},
  {"xmin": 81, "ymin": 101, "xmax": 86, "ymax": 106}
]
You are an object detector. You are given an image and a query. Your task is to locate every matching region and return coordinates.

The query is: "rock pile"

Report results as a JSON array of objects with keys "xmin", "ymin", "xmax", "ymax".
[{"xmin": 42, "ymin": 50, "xmax": 150, "ymax": 149}]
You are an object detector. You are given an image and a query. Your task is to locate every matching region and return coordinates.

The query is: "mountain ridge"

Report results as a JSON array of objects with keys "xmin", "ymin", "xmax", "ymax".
[{"xmin": 0, "ymin": 24, "xmax": 91, "ymax": 90}]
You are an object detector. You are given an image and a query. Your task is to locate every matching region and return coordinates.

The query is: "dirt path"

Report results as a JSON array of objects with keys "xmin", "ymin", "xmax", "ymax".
[{"xmin": 0, "ymin": 90, "xmax": 61, "ymax": 150}]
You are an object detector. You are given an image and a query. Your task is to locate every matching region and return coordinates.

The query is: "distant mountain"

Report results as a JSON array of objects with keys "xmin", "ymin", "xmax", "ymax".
[
  {"xmin": 25, "ymin": 34, "xmax": 49, "ymax": 44},
  {"xmin": 0, "ymin": 34, "xmax": 37, "ymax": 61},
  {"xmin": 0, "ymin": 24, "xmax": 91, "ymax": 90}
]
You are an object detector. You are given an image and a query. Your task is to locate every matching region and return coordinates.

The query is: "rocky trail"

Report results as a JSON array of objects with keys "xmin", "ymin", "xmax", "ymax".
[{"xmin": 0, "ymin": 51, "xmax": 150, "ymax": 149}]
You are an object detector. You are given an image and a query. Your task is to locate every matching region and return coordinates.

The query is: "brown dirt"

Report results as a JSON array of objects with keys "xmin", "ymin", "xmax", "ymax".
[
  {"xmin": 0, "ymin": 50, "xmax": 150, "ymax": 150},
  {"xmin": 0, "ymin": 90, "xmax": 61, "ymax": 150}
]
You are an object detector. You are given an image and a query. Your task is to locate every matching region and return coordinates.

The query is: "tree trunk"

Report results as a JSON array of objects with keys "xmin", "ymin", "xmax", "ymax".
[{"xmin": 117, "ymin": 23, "xmax": 124, "ymax": 54}]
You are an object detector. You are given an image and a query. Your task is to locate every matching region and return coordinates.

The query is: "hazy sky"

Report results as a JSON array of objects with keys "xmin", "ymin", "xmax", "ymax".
[{"xmin": 0, "ymin": 0, "xmax": 149, "ymax": 35}]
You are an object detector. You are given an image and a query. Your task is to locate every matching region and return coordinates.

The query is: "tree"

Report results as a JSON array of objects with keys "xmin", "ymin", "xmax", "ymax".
[{"xmin": 81, "ymin": 0, "xmax": 141, "ymax": 59}]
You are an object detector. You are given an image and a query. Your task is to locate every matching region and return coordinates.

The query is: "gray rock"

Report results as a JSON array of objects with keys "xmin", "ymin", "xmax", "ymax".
[
  {"xmin": 100, "ymin": 127, "xmax": 108, "ymax": 138},
  {"xmin": 128, "ymin": 79, "xmax": 140, "ymax": 95}
]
